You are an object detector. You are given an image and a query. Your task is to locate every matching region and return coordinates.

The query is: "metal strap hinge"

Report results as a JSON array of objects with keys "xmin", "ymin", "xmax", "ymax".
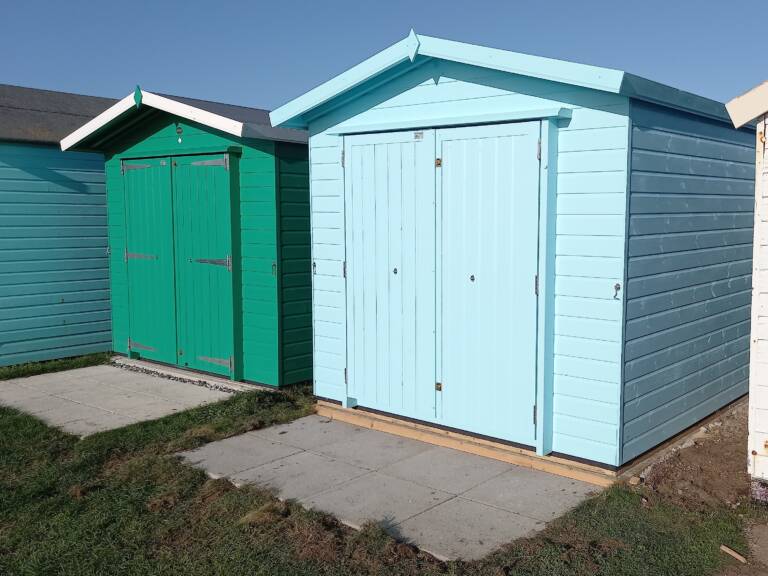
[
  {"xmin": 344, "ymin": 367, "xmax": 348, "ymax": 384},
  {"xmin": 342, "ymin": 261, "xmax": 347, "ymax": 278},
  {"xmin": 190, "ymin": 156, "xmax": 229, "ymax": 170},
  {"xmin": 534, "ymin": 274, "xmax": 539, "ymax": 296},
  {"xmin": 537, "ymin": 139, "xmax": 541, "ymax": 161},
  {"xmin": 341, "ymin": 150, "xmax": 345, "ymax": 168},
  {"xmin": 121, "ymin": 161, "xmax": 151, "ymax": 175},
  {"xmin": 533, "ymin": 405, "xmax": 537, "ymax": 425}
]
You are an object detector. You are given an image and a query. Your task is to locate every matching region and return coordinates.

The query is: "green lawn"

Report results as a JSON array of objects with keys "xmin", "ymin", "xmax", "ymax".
[
  {"xmin": 0, "ymin": 362, "xmax": 756, "ymax": 575},
  {"xmin": 0, "ymin": 406, "xmax": 751, "ymax": 576}
]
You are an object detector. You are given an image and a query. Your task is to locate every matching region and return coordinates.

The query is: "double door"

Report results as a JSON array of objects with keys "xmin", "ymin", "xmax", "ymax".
[
  {"xmin": 344, "ymin": 122, "xmax": 541, "ymax": 445},
  {"xmin": 122, "ymin": 153, "xmax": 235, "ymax": 377}
]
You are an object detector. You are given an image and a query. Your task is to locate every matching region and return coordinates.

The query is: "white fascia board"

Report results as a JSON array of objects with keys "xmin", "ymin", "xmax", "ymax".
[
  {"xmin": 61, "ymin": 90, "xmax": 245, "ymax": 151},
  {"xmin": 727, "ymin": 80, "xmax": 768, "ymax": 128},
  {"xmin": 141, "ymin": 92, "xmax": 243, "ymax": 137},
  {"xmin": 60, "ymin": 93, "xmax": 136, "ymax": 150},
  {"xmin": 269, "ymin": 33, "xmax": 417, "ymax": 128},
  {"xmin": 417, "ymin": 35, "xmax": 625, "ymax": 94}
]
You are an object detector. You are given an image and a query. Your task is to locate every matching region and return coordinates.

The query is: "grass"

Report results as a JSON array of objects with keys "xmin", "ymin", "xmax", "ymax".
[
  {"xmin": 0, "ymin": 352, "xmax": 111, "ymax": 381},
  {"xmin": 0, "ymin": 378, "xmax": 757, "ymax": 576}
]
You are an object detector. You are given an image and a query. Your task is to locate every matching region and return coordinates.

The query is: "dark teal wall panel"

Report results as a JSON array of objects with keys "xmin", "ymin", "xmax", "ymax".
[
  {"xmin": 0, "ymin": 142, "xmax": 110, "ymax": 367},
  {"xmin": 621, "ymin": 101, "xmax": 754, "ymax": 463}
]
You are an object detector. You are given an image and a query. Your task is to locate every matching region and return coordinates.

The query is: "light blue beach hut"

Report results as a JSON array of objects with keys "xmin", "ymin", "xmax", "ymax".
[{"xmin": 271, "ymin": 32, "xmax": 755, "ymax": 468}]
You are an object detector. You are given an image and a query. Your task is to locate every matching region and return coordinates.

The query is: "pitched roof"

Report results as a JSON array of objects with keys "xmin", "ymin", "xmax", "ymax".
[
  {"xmin": 726, "ymin": 81, "xmax": 768, "ymax": 128},
  {"xmin": 61, "ymin": 89, "xmax": 307, "ymax": 151},
  {"xmin": 0, "ymin": 84, "xmax": 116, "ymax": 145},
  {"xmin": 270, "ymin": 30, "xmax": 731, "ymax": 129}
]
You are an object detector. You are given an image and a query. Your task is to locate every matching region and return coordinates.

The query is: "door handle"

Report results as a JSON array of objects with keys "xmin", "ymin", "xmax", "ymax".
[{"xmin": 272, "ymin": 262, "xmax": 277, "ymax": 276}]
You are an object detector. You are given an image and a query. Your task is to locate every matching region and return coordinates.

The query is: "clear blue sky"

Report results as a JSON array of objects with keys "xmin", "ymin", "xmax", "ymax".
[{"xmin": 1, "ymin": 0, "xmax": 763, "ymax": 110}]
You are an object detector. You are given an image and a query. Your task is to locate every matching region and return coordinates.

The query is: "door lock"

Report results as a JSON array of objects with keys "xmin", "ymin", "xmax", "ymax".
[
  {"xmin": 470, "ymin": 274, "xmax": 475, "ymax": 282},
  {"xmin": 393, "ymin": 267, "xmax": 398, "ymax": 275}
]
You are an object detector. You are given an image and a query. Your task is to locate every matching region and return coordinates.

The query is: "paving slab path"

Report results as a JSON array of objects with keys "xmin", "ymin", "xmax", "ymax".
[
  {"xmin": 180, "ymin": 414, "xmax": 597, "ymax": 560},
  {"xmin": 0, "ymin": 365, "xmax": 230, "ymax": 435}
]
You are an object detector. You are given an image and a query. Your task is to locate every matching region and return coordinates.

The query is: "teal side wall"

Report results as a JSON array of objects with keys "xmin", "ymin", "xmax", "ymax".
[
  {"xmin": 306, "ymin": 57, "xmax": 630, "ymax": 465},
  {"xmin": 276, "ymin": 142, "xmax": 312, "ymax": 385},
  {"xmin": 103, "ymin": 115, "xmax": 310, "ymax": 386},
  {"xmin": 622, "ymin": 101, "xmax": 755, "ymax": 463},
  {"xmin": 0, "ymin": 142, "xmax": 111, "ymax": 366}
]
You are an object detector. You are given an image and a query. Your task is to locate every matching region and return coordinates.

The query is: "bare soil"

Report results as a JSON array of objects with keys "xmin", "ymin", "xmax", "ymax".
[
  {"xmin": 644, "ymin": 400, "xmax": 751, "ymax": 510},
  {"xmin": 641, "ymin": 400, "xmax": 768, "ymax": 575}
]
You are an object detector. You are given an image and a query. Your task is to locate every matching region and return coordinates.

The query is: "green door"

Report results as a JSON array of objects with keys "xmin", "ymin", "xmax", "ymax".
[
  {"xmin": 172, "ymin": 154, "xmax": 235, "ymax": 376},
  {"xmin": 123, "ymin": 157, "xmax": 177, "ymax": 363}
]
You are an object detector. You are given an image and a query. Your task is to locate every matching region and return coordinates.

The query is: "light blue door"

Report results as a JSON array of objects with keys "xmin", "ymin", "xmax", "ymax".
[
  {"xmin": 344, "ymin": 130, "xmax": 437, "ymax": 421},
  {"xmin": 437, "ymin": 122, "xmax": 541, "ymax": 446}
]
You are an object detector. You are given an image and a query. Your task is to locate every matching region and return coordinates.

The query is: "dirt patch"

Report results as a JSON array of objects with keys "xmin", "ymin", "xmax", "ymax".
[{"xmin": 644, "ymin": 400, "xmax": 751, "ymax": 510}]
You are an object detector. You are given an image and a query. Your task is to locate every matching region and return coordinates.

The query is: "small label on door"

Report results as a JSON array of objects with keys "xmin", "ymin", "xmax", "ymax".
[{"xmin": 414, "ymin": 131, "xmax": 423, "ymax": 140}]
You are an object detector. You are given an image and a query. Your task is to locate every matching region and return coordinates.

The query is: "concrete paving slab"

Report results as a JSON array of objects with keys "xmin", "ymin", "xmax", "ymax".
[
  {"xmin": 179, "ymin": 432, "xmax": 302, "ymax": 478},
  {"xmin": 177, "ymin": 414, "xmax": 598, "ymax": 561},
  {"xmin": 0, "ymin": 364, "xmax": 231, "ymax": 436},
  {"xmin": 303, "ymin": 471, "xmax": 453, "ymax": 528},
  {"xmin": 313, "ymin": 426, "xmax": 432, "ymax": 470},
  {"xmin": 35, "ymin": 402, "xmax": 112, "ymax": 426},
  {"xmin": 395, "ymin": 496, "xmax": 545, "ymax": 560},
  {"xmin": 252, "ymin": 415, "xmax": 367, "ymax": 450},
  {"xmin": 461, "ymin": 466, "xmax": 596, "ymax": 521},
  {"xmin": 231, "ymin": 450, "xmax": 369, "ymax": 499},
  {"xmin": 64, "ymin": 414, "xmax": 140, "ymax": 435},
  {"xmin": 0, "ymin": 383, "xmax": 49, "ymax": 403},
  {"xmin": 379, "ymin": 446, "xmax": 513, "ymax": 495}
]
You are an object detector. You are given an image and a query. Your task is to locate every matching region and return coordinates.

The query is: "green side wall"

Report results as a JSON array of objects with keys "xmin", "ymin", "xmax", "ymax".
[
  {"xmin": 103, "ymin": 114, "xmax": 310, "ymax": 386},
  {"xmin": 276, "ymin": 143, "xmax": 312, "ymax": 385}
]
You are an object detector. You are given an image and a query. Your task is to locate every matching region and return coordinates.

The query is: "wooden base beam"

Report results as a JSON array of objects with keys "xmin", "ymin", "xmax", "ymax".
[{"xmin": 315, "ymin": 401, "xmax": 616, "ymax": 487}]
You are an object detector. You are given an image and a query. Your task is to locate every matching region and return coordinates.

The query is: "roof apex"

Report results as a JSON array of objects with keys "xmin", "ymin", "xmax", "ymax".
[{"xmin": 270, "ymin": 31, "xmax": 731, "ymax": 129}]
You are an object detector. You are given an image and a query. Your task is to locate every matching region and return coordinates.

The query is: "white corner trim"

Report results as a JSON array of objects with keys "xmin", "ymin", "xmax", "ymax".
[
  {"xmin": 60, "ymin": 90, "xmax": 245, "ymax": 151},
  {"xmin": 60, "ymin": 93, "xmax": 135, "ymax": 150}
]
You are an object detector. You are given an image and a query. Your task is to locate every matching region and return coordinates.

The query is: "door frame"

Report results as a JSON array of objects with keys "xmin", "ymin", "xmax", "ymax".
[{"xmin": 339, "ymin": 119, "xmax": 559, "ymax": 456}]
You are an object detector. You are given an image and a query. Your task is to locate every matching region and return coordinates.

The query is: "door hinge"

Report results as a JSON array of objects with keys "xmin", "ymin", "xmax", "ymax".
[
  {"xmin": 106, "ymin": 246, "xmax": 111, "ymax": 257},
  {"xmin": 341, "ymin": 150, "xmax": 345, "ymax": 168},
  {"xmin": 435, "ymin": 158, "xmax": 442, "ymax": 168},
  {"xmin": 344, "ymin": 367, "xmax": 348, "ymax": 384},
  {"xmin": 533, "ymin": 405, "xmax": 537, "ymax": 425},
  {"xmin": 342, "ymin": 261, "xmax": 347, "ymax": 278},
  {"xmin": 435, "ymin": 382, "xmax": 443, "ymax": 391},
  {"xmin": 537, "ymin": 139, "xmax": 541, "ymax": 161},
  {"xmin": 534, "ymin": 274, "xmax": 539, "ymax": 296}
]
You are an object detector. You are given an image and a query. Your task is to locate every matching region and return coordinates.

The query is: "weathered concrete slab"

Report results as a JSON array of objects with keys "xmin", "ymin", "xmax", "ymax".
[
  {"xmin": 304, "ymin": 471, "xmax": 453, "ymax": 528},
  {"xmin": 379, "ymin": 446, "xmax": 513, "ymax": 494},
  {"xmin": 312, "ymin": 426, "xmax": 432, "ymax": 469},
  {"xmin": 0, "ymin": 365, "xmax": 231, "ymax": 436},
  {"xmin": 231, "ymin": 450, "xmax": 368, "ymax": 499},
  {"xmin": 395, "ymin": 496, "xmax": 545, "ymax": 560},
  {"xmin": 179, "ymin": 433, "xmax": 302, "ymax": 478},
  {"xmin": 461, "ymin": 467, "xmax": 596, "ymax": 521},
  {"xmin": 182, "ymin": 415, "xmax": 598, "ymax": 560}
]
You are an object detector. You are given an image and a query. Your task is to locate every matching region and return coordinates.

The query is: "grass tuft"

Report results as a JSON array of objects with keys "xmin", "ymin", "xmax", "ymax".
[
  {"xmin": 0, "ymin": 353, "xmax": 111, "ymax": 381},
  {"xmin": 0, "ymin": 374, "xmax": 761, "ymax": 576}
]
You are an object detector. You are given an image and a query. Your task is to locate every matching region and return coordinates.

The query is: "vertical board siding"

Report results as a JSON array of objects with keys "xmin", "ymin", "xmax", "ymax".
[
  {"xmin": 308, "ymin": 59, "xmax": 629, "ymax": 464},
  {"xmin": 0, "ymin": 142, "xmax": 110, "ymax": 366},
  {"xmin": 277, "ymin": 142, "xmax": 312, "ymax": 384},
  {"xmin": 622, "ymin": 101, "xmax": 755, "ymax": 463},
  {"xmin": 104, "ymin": 117, "xmax": 310, "ymax": 386}
]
